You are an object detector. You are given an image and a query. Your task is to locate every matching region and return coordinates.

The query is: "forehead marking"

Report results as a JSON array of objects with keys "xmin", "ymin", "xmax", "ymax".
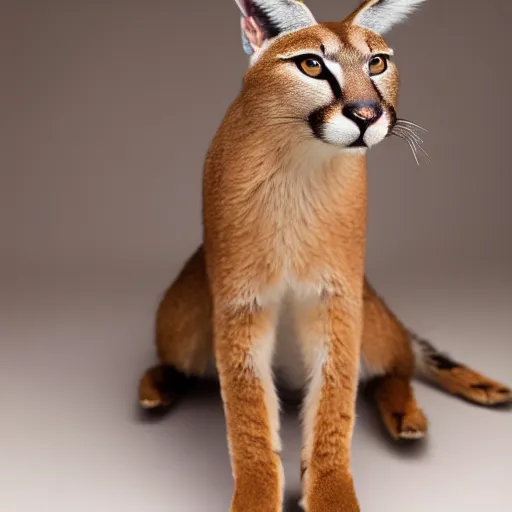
[
  {"xmin": 347, "ymin": 30, "xmax": 371, "ymax": 55},
  {"xmin": 324, "ymin": 59, "xmax": 344, "ymax": 89}
]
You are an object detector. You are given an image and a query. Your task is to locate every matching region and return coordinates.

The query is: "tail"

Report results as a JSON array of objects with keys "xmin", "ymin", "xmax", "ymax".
[{"xmin": 410, "ymin": 331, "xmax": 512, "ymax": 407}]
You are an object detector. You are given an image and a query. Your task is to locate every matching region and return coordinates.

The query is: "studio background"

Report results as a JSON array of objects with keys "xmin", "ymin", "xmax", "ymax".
[{"xmin": 1, "ymin": 1, "xmax": 511, "ymax": 511}]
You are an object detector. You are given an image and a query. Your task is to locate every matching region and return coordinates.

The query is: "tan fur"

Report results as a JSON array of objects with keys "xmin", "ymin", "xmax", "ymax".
[{"xmin": 137, "ymin": 3, "xmax": 511, "ymax": 511}]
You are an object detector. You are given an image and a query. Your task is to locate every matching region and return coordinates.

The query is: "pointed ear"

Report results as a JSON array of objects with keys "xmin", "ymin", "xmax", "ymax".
[
  {"xmin": 234, "ymin": 0, "xmax": 317, "ymax": 55},
  {"xmin": 345, "ymin": 0, "xmax": 428, "ymax": 35}
]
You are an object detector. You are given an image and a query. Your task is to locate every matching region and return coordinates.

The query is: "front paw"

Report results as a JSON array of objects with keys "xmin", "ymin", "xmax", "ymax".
[
  {"xmin": 305, "ymin": 472, "xmax": 360, "ymax": 512},
  {"xmin": 230, "ymin": 474, "xmax": 282, "ymax": 512}
]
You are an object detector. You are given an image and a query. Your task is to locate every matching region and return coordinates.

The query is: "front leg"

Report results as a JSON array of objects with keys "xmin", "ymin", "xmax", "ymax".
[
  {"xmin": 299, "ymin": 292, "xmax": 362, "ymax": 512},
  {"xmin": 214, "ymin": 304, "xmax": 283, "ymax": 512}
]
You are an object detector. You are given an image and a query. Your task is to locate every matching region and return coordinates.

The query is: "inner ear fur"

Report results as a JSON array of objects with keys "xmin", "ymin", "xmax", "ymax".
[
  {"xmin": 237, "ymin": 0, "xmax": 317, "ymax": 54},
  {"xmin": 344, "ymin": 0, "xmax": 428, "ymax": 35}
]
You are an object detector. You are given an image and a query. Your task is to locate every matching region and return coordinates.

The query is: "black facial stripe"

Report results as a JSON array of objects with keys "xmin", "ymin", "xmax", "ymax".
[
  {"xmin": 307, "ymin": 106, "xmax": 327, "ymax": 140},
  {"xmin": 387, "ymin": 105, "xmax": 397, "ymax": 135},
  {"xmin": 288, "ymin": 54, "xmax": 343, "ymax": 100},
  {"xmin": 371, "ymin": 79, "xmax": 384, "ymax": 103},
  {"xmin": 307, "ymin": 100, "xmax": 339, "ymax": 141},
  {"xmin": 370, "ymin": 79, "xmax": 396, "ymax": 135},
  {"xmin": 324, "ymin": 65, "xmax": 343, "ymax": 100}
]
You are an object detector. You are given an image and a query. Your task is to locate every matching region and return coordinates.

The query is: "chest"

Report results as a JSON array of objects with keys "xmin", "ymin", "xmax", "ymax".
[
  {"xmin": 256, "ymin": 163, "xmax": 366, "ymax": 280},
  {"xmin": 206, "ymin": 148, "xmax": 368, "ymax": 307}
]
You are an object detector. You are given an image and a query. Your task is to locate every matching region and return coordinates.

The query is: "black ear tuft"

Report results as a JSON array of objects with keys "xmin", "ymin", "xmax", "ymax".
[{"xmin": 250, "ymin": 3, "xmax": 281, "ymax": 39}]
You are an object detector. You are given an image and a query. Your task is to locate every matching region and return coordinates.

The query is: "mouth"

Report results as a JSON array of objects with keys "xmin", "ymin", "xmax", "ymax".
[{"xmin": 348, "ymin": 137, "xmax": 368, "ymax": 148}]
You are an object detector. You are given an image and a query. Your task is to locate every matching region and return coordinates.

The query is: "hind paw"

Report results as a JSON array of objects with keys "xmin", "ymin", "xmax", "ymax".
[
  {"xmin": 436, "ymin": 367, "xmax": 512, "ymax": 407},
  {"xmin": 139, "ymin": 377, "xmax": 173, "ymax": 410},
  {"xmin": 376, "ymin": 376, "xmax": 429, "ymax": 441},
  {"xmin": 463, "ymin": 379, "xmax": 511, "ymax": 406},
  {"xmin": 140, "ymin": 397, "xmax": 171, "ymax": 410},
  {"xmin": 138, "ymin": 364, "xmax": 189, "ymax": 411}
]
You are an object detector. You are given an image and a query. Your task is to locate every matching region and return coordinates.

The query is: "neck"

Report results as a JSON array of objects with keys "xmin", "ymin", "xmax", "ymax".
[{"xmin": 204, "ymin": 93, "xmax": 369, "ymax": 204}]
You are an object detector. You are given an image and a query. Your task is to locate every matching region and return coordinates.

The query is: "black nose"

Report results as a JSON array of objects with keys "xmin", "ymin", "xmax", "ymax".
[{"xmin": 343, "ymin": 102, "xmax": 383, "ymax": 131}]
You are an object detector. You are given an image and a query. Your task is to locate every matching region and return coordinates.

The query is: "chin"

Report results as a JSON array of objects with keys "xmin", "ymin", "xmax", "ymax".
[{"xmin": 342, "ymin": 146, "xmax": 368, "ymax": 155}]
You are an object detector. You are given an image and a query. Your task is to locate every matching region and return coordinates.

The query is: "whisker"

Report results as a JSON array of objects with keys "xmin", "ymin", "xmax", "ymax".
[
  {"xmin": 395, "ymin": 118, "xmax": 427, "ymax": 130},
  {"xmin": 392, "ymin": 116, "xmax": 431, "ymax": 162},
  {"xmin": 393, "ymin": 126, "xmax": 424, "ymax": 145},
  {"xmin": 392, "ymin": 131, "xmax": 420, "ymax": 165},
  {"xmin": 394, "ymin": 126, "xmax": 426, "ymax": 143},
  {"xmin": 411, "ymin": 139, "xmax": 429, "ymax": 159},
  {"xmin": 399, "ymin": 134, "xmax": 420, "ymax": 165},
  {"xmin": 392, "ymin": 126, "xmax": 424, "ymax": 144},
  {"xmin": 395, "ymin": 119, "xmax": 428, "ymax": 132},
  {"xmin": 396, "ymin": 128, "xmax": 430, "ymax": 159}
]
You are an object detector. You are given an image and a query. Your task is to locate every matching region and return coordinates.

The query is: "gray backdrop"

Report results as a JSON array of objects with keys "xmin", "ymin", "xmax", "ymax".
[{"xmin": 1, "ymin": 1, "xmax": 511, "ymax": 511}]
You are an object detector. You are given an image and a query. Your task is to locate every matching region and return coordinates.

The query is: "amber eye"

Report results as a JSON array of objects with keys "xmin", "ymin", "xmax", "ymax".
[
  {"xmin": 300, "ymin": 58, "xmax": 323, "ymax": 78},
  {"xmin": 369, "ymin": 55, "xmax": 388, "ymax": 76}
]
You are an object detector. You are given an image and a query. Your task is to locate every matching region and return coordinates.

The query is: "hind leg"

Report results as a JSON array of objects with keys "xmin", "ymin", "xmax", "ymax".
[
  {"xmin": 138, "ymin": 245, "xmax": 214, "ymax": 410},
  {"xmin": 362, "ymin": 279, "xmax": 428, "ymax": 440}
]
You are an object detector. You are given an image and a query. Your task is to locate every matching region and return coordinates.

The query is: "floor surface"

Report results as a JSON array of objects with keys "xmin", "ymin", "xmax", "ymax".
[{"xmin": 1, "ymin": 263, "xmax": 511, "ymax": 512}]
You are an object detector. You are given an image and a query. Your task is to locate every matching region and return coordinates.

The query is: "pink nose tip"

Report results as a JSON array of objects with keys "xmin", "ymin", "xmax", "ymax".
[
  {"xmin": 353, "ymin": 106, "xmax": 379, "ymax": 120},
  {"xmin": 343, "ymin": 102, "xmax": 383, "ymax": 130}
]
